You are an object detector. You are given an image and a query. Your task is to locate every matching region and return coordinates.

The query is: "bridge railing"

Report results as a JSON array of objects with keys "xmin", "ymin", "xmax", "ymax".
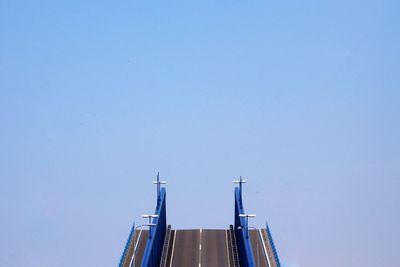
[
  {"xmin": 119, "ymin": 222, "xmax": 135, "ymax": 267},
  {"xmin": 234, "ymin": 187, "xmax": 256, "ymax": 267},
  {"xmin": 140, "ymin": 188, "xmax": 167, "ymax": 267},
  {"xmin": 266, "ymin": 223, "xmax": 281, "ymax": 267}
]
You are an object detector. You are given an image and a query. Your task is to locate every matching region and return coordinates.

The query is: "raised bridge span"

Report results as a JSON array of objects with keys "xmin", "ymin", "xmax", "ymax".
[
  {"xmin": 122, "ymin": 228, "xmax": 279, "ymax": 267},
  {"xmin": 119, "ymin": 175, "xmax": 281, "ymax": 267}
]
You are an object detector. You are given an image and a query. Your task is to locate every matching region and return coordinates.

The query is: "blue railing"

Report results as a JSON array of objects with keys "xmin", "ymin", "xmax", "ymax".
[
  {"xmin": 266, "ymin": 223, "xmax": 281, "ymax": 267},
  {"xmin": 140, "ymin": 188, "xmax": 167, "ymax": 267},
  {"xmin": 234, "ymin": 187, "xmax": 256, "ymax": 267},
  {"xmin": 119, "ymin": 222, "xmax": 135, "ymax": 267}
]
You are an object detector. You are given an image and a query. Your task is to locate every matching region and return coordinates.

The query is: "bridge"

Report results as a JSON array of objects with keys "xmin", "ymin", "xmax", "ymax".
[{"xmin": 119, "ymin": 175, "xmax": 281, "ymax": 267}]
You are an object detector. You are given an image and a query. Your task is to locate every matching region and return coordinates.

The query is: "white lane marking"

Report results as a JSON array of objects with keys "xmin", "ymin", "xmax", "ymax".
[
  {"xmin": 225, "ymin": 230, "xmax": 231, "ymax": 267},
  {"xmin": 169, "ymin": 230, "xmax": 177, "ymax": 267},
  {"xmin": 259, "ymin": 229, "xmax": 271, "ymax": 267},
  {"xmin": 129, "ymin": 229, "xmax": 143, "ymax": 267},
  {"xmin": 199, "ymin": 229, "xmax": 202, "ymax": 267}
]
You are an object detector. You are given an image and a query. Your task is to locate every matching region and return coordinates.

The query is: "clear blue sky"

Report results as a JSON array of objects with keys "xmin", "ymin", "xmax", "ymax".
[{"xmin": 1, "ymin": 1, "xmax": 399, "ymax": 266}]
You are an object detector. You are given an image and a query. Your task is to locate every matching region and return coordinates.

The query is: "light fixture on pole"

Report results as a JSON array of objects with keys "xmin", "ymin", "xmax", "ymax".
[
  {"xmin": 233, "ymin": 176, "xmax": 247, "ymax": 207},
  {"xmin": 239, "ymin": 214, "xmax": 256, "ymax": 239},
  {"xmin": 153, "ymin": 172, "xmax": 167, "ymax": 206},
  {"xmin": 141, "ymin": 214, "xmax": 159, "ymax": 239}
]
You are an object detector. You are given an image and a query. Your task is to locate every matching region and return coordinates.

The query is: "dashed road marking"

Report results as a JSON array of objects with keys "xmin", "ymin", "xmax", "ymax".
[{"xmin": 199, "ymin": 229, "xmax": 202, "ymax": 267}]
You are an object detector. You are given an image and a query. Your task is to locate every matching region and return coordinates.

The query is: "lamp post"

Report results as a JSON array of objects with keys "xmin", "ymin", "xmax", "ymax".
[
  {"xmin": 141, "ymin": 214, "xmax": 159, "ymax": 239},
  {"xmin": 153, "ymin": 172, "xmax": 167, "ymax": 207},
  {"xmin": 233, "ymin": 176, "xmax": 247, "ymax": 207}
]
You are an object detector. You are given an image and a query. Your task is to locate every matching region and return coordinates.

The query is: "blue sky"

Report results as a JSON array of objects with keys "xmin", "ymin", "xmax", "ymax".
[{"xmin": 0, "ymin": 1, "xmax": 399, "ymax": 266}]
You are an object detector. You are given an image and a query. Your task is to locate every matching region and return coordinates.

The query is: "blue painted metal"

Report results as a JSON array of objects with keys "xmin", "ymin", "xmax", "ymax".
[
  {"xmin": 140, "ymin": 188, "xmax": 167, "ymax": 267},
  {"xmin": 234, "ymin": 187, "xmax": 256, "ymax": 267},
  {"xmin": 266, "ymin": 223, "xmax": 281, "ymax": 267},
  {"xmin": 119, "ymin": 222, "xmax": 135, "ymax": 267}
]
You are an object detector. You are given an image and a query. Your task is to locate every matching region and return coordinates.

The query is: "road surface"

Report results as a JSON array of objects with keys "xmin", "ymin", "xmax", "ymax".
[
  {"xmin": 166, "ymin": 229, "xmax": 233, "ymax": 267},
  {"xmin": 249, "ymin": 229, "xmax": 279, "ymax": 267},
  {"xmin": 122, "ymin": 230, "xmax": 148, "ymax": 267},
  {"xmin": 122, "ymin": 228, "xmax": 277, "ymax": 267}
]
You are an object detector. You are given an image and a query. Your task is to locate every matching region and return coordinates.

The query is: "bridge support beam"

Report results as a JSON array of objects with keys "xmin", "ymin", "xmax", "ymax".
[{"xmin": 234, "ymin": 187, "xmax": 256, "ymax": 267}]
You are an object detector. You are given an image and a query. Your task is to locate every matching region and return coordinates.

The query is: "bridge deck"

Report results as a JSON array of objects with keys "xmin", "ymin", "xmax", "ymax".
[
  {"xmin": 124, "ymin": 228, "xmax": 277, "ymax": 267},
  {"xmin": 122, "ymin": 230, "xmax": 148, "ymax": 267},
  {"xmin": 166, "ymin": 229, "xmax": 233, "ymax": 267},
  {"xmin": 249, "ymin": 230, "xmax": 269, "ymax": 267},
  {"xmin": 249, "ymin": 229, "xmax": 279, "ymax": 267}
]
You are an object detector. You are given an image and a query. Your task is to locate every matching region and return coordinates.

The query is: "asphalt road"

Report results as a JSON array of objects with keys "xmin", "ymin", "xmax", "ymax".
[
  {"xmin": 167, "ymin": 229, "xmax": 232, "ymax": 267},
  {"xmin": 259, "ymin": 229, "xmax": 279, "ymax": 267},
  {"xmin": 249, "ymin": 229, "xmax": 279, "ymax": 267},
  {"xmin": 122, "ymin": 230, "xmax": 148, "ymax": 267},
  {"xmin": 168, "ymin": 229, "xmax": 199, "ymax": 267},
  {"xmin": 201, "ymin": 230, "xmax": 231, "ymax": 267},
  {"xmin": 133, "ymin": 231, "xmax": 148, "ymax": 267},
  {"xmin": 249, "ymin": 230, "xmax": 269, "ymax": 267},
  {"xmin": 122, "ymin": 228, "xmax": 274, "ymax": 267}
]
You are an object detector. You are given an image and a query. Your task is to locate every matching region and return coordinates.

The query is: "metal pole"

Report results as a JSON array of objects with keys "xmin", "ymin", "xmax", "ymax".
[
  {"xmin": 233, "ymin": 176, "xmax": 247, "ymax": 208},
  {"xmin": 239, "ymin": 176, "xmax": 242, "ymax": 207},
  {"xmin": 157, "ymin": 172, "xmax": 160, "ymax": 203},
  {"xmin": 246, "ymin": 216, "xmax": 249, "ymax": 239},
  {"xmin": 148, "ymin": 217, "xmax": 152, "ymax": 239},
  {"xmin": 153, "ymin": 172, "xmax": 166, "ymax": 208}
]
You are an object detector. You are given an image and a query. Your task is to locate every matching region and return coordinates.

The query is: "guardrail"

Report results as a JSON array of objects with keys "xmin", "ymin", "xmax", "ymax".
[
  {"xmin": 234, "ymin": 187, "xmax": 256, "ymax": 267},
  {"xmin": 119, "ymin": 222, "xmax": 136, "ymax": 267},
  {"xmin": 266, "ymin": 223, "xmax": 281, "ymax": 267},
  {"xmin": 140, "ymin": 188, "xmax": 167, "ymax": 267}
]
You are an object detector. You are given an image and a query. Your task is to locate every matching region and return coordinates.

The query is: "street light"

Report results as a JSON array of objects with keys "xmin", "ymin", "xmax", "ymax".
[
  {"xmin": 233, "ymin": 176, "xmax": 247, "ymax": 185},
  {"xmin": 239, "ymin": 214, "xmax": 256, "ymax": 239},
  {"xmin": 141, "ymin": 214, "xmax": 159, "ymax": 239},
  {"xmin": 233, "ymin": 176, "xmax": 247, "ymax": 207},
  {"xmin": 153, "ymin": 172, "xmax": 167, "ymax": 206},
  {"xmin": 239, "ymin": 214, "xmax": 256, "ymax": 220}
]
